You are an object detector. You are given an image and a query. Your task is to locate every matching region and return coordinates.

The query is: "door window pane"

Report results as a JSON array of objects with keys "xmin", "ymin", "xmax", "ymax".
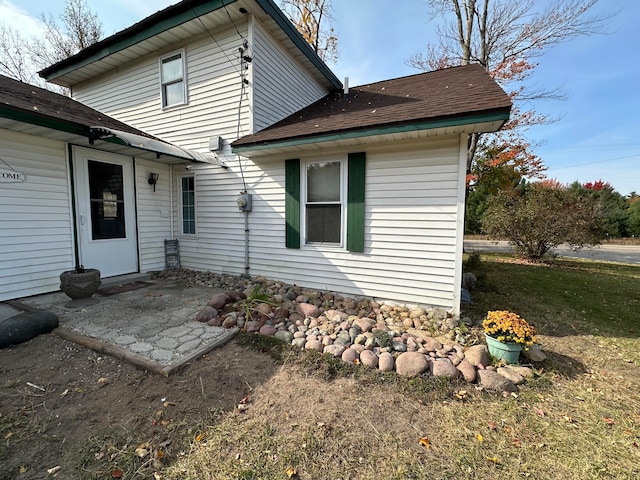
[{"xmin": 88, "ymin": 160, "xmax": 126, "ymax": 240}]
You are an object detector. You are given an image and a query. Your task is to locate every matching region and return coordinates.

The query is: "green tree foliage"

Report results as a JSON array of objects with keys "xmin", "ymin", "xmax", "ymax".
[
  {"xmin": 627, "ymin": 197, "xmax": 640, "ymax": 237},
  {"xmin": 569, "ymin": 180, "xmax": 629, "ymax": 237},
  {"xmin": 481, "ymin": 182, "xmax": 603, "ymax": 261}
]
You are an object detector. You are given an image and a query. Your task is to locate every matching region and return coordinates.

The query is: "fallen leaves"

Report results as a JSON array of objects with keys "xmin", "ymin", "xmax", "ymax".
[
  {"xmin": 418, "ymin": 436, "xmax": 431, "ymax": 449},
  {"xmin": 286, "ymin": 466, "xmax": 297, "ymax": 478},
  {"xmin": 603, "ymin": 417, "xmax": 616, "ymax": 426},
  {"xmin": 111, "ymin": 468, "xmax": 123, "ymax": 478},
  {"xmin": 47, "ymin": 466, "xmax": 61, "ymax": 475}
]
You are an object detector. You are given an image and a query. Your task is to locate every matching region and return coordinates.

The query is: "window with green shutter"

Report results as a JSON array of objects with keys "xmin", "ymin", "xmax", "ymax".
[{"xmin": 285, "ymin": 153, "xmax": 365, "ymax": 252}]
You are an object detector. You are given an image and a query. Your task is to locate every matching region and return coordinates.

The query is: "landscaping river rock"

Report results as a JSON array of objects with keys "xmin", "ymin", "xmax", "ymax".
[{"xmin": 154, "ymin": 269, "xmax": 544, "ymax": 392}]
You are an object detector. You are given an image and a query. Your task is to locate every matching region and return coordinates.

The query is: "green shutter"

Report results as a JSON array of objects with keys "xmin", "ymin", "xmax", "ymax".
[
  {"xmin": 347, "ymin": 152, "xmax": 366, "ymax": 252},
  {"xmin": 285, "ymin": 159, "xmax": 301, "ymax": 248}
]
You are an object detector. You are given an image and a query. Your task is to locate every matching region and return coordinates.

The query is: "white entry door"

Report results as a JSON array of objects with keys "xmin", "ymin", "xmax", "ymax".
[{"xmin": 72, "ymin": 147, "xmax": 138, "ymax": 277}]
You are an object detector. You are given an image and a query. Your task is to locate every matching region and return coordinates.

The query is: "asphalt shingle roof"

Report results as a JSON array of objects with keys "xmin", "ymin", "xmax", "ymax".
[
  {"xmin": 0, "ymin": 74, "xmax": 154, "ymax": 137},
  {"xmin": 232, "ymin": 63, "xmax": 511, "ymax": 148}
]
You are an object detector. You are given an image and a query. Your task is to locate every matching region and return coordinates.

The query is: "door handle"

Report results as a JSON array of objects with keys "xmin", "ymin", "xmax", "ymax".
[{"xmin": 80, "ymin": 215, "xmax": 85, "ymax": 225}]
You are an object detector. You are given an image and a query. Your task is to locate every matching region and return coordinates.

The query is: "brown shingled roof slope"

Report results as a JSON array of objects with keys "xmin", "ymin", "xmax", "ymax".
[
  {"xmin": 0, "ymin": 74, "xmax": 153, "ymax": 137},
  {"xmin": 233, "ymin": 63, "xmax": 511, "ymax": 148}
]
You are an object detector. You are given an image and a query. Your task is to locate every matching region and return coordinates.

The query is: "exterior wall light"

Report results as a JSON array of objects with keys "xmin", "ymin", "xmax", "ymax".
[{"xmin": 148, "ymin": 172, "xmax": 159, "ymax": 192}]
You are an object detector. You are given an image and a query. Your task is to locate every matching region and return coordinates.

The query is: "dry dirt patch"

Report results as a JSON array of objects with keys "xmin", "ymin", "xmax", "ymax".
[{"xmin": 0, "ymin": 333, "xmax": 278, "ymax": 480}]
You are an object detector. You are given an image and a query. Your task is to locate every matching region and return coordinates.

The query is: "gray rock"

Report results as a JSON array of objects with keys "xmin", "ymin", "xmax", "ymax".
[
  {"xmin": 522, "ymin": 344, "xmax": 547, "ymax": 362},
  {"xmin": 378, "ymin": 351, "xmax": 395, "ymax": 372},
  {"xmin": 456, "ymin": 360, "xmax": 477, "ymax": 382},
  {"xmin": 259, "ymin": 325, "xmax": 277, "ymax": 336},
  {"xmin": 431, "ymin": 358, "xmax": 460, "ymax": 379},
  {"xmin": 196, "ymin": 306, "xmax": 218, "ymax": 323},
  {"xmin": 504, "ymin": 365, "xmax": 534, "ymax": 378},
  {"xmin": 245, "ymin": 321, "xmax": 262, "ymax": 333},
  {"xmin": 497, "ymin": 367, "xmax": 525, "ymax": 385},
  {"xmin": 304, "ymin": 339, "xmax": 323, "ymax": 352},
  {"xmin": 392, "ymin": 341, "xmax": 408, "ymax": 353},
  {"xmin": 359, "ymin": 350, "xmax": 379, "ymax": 368},
  {"xmin": 323, "ymin": 344, "xmax": 346, "ymax": 357},
  {"xmin": 349, "ymin": 326, "xmax": 361, "ymax": 341},
  {"xmin": 477, "ymin": 369, "xmax": 517, "ymax": 392},
  {"xmin": 334, "ymin": 332, "xmax": 352, "ymax": 347},
  {"xmin": 291, "ymin": 338, "xmax": 306, "ymax": 349},
  {"xmin": 465, "ymin": 344, "xmax": 491, "ymax": 367},
  {"xmin": 395, "ymin": 352, "xmax": 429, "ymax": 377},
  {"xmin": 274, "ymin": 330, "xmax": 293, "ymax": 343}
]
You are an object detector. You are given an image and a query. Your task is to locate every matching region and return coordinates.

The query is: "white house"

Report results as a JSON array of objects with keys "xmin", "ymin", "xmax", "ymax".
[{"xmin": 1, "ymin": 0, "xmax": 511, "ymax": 314}]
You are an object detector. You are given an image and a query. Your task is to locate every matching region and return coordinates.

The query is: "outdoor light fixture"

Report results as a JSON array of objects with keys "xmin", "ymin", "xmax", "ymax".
[{"xmin": 148, "ymin": 172, "xmax": 159, "ymax": 192}]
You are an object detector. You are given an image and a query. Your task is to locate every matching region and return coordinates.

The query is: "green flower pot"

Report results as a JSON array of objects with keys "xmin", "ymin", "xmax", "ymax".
[{"xmin": 485, "ymin": 333, "xmax": 522, "ymax": 364}]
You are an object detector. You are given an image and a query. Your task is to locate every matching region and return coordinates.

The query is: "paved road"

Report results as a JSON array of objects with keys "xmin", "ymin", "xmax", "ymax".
[{"xmin": 464, "ymin": 240, "xmax": 640, "ymax": 265}]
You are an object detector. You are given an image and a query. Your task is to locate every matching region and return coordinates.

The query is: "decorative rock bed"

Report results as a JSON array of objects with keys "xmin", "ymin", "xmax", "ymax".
[{"xmin": 153, "ymin": 269, "xmax": 547, "ymax": 392}]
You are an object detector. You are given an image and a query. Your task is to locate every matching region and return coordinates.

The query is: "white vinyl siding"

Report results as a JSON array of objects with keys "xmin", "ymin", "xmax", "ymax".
[
  {"xmin": 252, "ymin": 20, "xmax": 327, "ymax": 132},
  {"xmin": 72, "ymin": 24, "xmax": 251, "ymax": 149},
  {"xmin": 0, "ymin": 130, "xmax": 74, "ymax": 301},
  {"xmin": 244, "ymin": 137, "xmax": 463, "ymax": 308},
  {"xmin": 135, "ymin": 159, "xmax": 172, "ymax": 272}
]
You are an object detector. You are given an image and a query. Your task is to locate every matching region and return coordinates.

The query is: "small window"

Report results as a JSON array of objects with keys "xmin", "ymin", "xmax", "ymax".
[
  {"xmin": 160, "ymin": 51, "xmax": 186, "ymax": 108},
  {"xmin": 304, "ymin": 161, "xmax": 343, "ymax": 244},
  {"xmin": 180, "ymin": 175, "xmax": 196, "ymax": 235}
]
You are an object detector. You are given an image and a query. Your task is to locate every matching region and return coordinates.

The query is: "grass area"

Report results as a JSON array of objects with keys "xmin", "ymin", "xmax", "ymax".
[{"xmin": 162, "ymin": 254, "xmax": 640, "ymax": 480}]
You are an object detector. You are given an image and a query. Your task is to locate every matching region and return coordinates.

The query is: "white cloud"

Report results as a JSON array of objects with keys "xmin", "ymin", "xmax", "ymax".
[{"xmin": 0, "ymin": 0, "xmax": 44, "ymax": 37}]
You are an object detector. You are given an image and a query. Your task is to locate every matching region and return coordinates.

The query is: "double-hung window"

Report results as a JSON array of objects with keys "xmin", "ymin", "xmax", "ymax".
[
  {"xmin": 304, "ymin": 160, "xmax": 344, "ymax": 245},
  {"xmin": 285, "ymin": 153, "xmax": 366, "ymax": 252},
  {"xmin": 179, "ymin": 174, "xmax": 196, "ymax": 235},
  {"xmin": 160, "ymin": 50, "xmax": 186, "ymax": 108}
]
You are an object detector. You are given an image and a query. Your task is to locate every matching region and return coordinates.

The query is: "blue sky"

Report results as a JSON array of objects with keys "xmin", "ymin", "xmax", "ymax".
[{"xmin": 3, "ymin": 0, "xmax": 638, "ymax": 196}]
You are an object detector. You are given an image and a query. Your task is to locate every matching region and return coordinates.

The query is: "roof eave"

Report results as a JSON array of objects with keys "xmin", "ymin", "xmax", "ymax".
[
  {"xmin": 38, "ymin": 0, "xmax": 341, "ymax": 90},
  {"xmin": 231, "ymin": 110, "xmax": 511, "ymax": 155}
]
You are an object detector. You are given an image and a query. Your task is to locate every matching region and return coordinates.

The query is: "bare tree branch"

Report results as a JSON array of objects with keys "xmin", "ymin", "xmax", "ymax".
[
  {"xmin": 278, "ymin": 0, "xmax": 339, "ymax": 64},
  {"xmin": 410, "ymin": 0, "xmax": 611, "ymax": 181}
]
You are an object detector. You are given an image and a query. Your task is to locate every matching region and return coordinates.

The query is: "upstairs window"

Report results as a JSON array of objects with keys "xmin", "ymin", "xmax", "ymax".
[{"xmin": 160, "ymin": 51, "xmax": 186, "ymax": 108}]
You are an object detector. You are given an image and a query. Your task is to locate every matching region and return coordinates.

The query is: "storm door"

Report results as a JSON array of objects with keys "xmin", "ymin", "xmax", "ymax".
[{"xmin": 72, "ymin": 147, "xmax": 138, "ymax": 277}]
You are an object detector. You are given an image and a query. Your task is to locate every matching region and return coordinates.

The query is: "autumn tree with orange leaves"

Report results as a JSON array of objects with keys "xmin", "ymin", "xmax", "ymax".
[{"xmin": 408, "ymin": 0, "xmax": 609, "ymax": 184}]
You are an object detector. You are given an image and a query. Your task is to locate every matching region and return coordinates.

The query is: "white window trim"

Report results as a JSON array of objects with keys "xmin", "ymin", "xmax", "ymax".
[
  {"xmin": 160, "ymin": 49, "xmax": 188, "ymax": 109},
  {"xmin": 300, "ymin": 157, "xmax": 347, "ymax": 249},
  {"xmin": 178, "ymin": 173, "xmax": 197, "ymax": 237}
]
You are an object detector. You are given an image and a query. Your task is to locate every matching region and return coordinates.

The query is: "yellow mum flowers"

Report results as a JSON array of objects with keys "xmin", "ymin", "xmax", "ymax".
[{"xmin": 483, "ymin": 310, "xmax": 537, "ymax": 346}]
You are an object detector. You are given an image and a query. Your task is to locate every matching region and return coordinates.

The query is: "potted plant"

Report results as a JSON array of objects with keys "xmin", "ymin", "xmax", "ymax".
[
  {"xmin": 59, "ymin": 264, "xmax": 101, "ymax": 300},
  {"xmin": 482, "ymin": 310, "xmax": 537, "ymax": 364}
]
